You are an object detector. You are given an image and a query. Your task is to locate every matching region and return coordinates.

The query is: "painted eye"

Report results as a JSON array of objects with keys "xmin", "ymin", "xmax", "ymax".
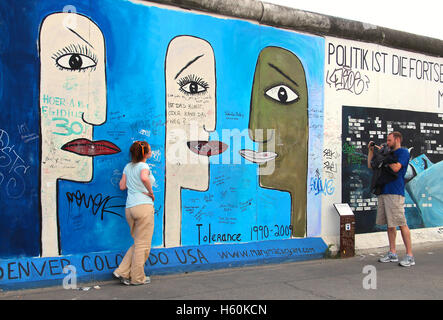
[
  {"xmin": 265, "ymin": 85, "xmax": 299, "ymax": 104},
  {"xmin": 55, "ymin": 53, "xmax": 97, "ymax": 71},
  {"xmin": 177, "ymin": 74, "xmax": 209, "ymax": 96},
  {"xmin": 180, "ymin": 81, "xmax": 207, "ymax": 95}
]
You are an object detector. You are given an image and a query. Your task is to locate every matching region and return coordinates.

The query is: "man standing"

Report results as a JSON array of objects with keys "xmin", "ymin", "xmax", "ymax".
[{"xmin": 367, "ymin": 131, "xmax": 414, "ymax": 267}]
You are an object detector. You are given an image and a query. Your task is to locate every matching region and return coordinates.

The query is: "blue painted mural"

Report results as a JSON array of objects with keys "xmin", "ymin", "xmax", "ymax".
[
  {"xmin": 2, "ymin": 0, "xmax": 442, "ymax": 291},
  {"xmin": 0, "ymin": 0, "xmax": 326, "ymax": 288}
]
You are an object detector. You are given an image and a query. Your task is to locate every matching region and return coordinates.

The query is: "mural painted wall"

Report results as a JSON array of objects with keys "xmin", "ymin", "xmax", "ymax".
[
  {"xmin": 0, "ymin": 0, "xmax": 326, "ymax": 287},
  {"xmin": 0, "ymin": 0, "xmax": 442, "ymax": 288},
  {"xmin": 323, "ymin": 37, "xmax": 443, "ymax": 235}
]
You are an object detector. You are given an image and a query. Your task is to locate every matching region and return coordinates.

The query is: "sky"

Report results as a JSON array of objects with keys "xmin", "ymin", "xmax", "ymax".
[{"xmin": 263, "ymin": 0, "xmax": 442, "ymax": 40}]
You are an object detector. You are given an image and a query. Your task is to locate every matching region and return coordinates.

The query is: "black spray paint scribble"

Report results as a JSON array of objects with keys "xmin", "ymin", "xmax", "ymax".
[
  {"xmin": 66, "ymin": 190, "xmax": 125, "ymax": 220},
  {"xmin": 326, "ymin": 67, "xmax": 370, "ymax": 95}
]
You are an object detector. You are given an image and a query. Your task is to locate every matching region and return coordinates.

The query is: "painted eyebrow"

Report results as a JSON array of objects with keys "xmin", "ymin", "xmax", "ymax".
[
  {"xmin": 174, "ymin": 54, "xmax": 204, "ymax": 80},
  {"xmin": 268, "ymin": 63, "xmax": 298, "ymax": 87},
  {"xmin": 66, "ymin": 27, "xmax": 94, "ymax": 49}
]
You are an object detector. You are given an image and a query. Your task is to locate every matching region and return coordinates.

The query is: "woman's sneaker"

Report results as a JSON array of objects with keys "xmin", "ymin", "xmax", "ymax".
[
  {"xmin": 399, "ymin": 255, "xmax": 415, "ymax": 267},
  {"xmin": 379, "ymin": 251, "xmax": 399, "ymax": 263},
  {"xmin": 112, "ymin": 271, "xmax": 123, "ymax": 280},
  {"xmin": 122, "ymin": 276, "xmax": 151, "ymax": 286}
]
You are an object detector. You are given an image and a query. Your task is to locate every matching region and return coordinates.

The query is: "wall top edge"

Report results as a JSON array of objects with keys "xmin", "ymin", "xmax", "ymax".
[{"xmin": 144, "ymin": 0, "xmax": 443, "ymax": 58}]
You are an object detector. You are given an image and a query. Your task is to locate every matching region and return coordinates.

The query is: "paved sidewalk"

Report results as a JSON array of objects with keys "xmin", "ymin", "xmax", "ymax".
[{"xmin": 1, "ymin": 242, "xmax": 443, "ymax": 300}]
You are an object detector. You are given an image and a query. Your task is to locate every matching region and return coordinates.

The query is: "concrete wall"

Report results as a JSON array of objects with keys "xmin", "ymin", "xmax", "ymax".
[
  {"xmin": 323, "ymin": 37, "xmax": 443, "ymax": 223},
  {"xmin": 322, "ymin": 37, "xmax": 443, "ymax": 250},
  {"xmin": 0, "ymin": 0, "xmax": 442, "ymax": 289}
]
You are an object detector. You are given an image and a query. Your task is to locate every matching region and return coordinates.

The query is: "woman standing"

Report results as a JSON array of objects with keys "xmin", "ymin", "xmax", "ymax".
[{"xmin": 113, "ymin": 141, "xmax": 155, "ymax": 285}]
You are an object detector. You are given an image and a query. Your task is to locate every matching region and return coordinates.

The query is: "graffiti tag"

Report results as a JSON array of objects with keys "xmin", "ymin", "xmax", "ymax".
[
  {"xmin": 309, "ymin": 170, "xmax": 335, "ymax": 196},
  {"xmin": 66, "ymin": 190, "xmax": 125, "ymax": 220},
  {"xmin": 310, "ymin": 176, "xmax": 335, "ymax": 196},
  {"xmin": 17, "ymin": 123, "xmax": 38, "ymax": 143},
  {"xmin": 323, "ymin": 148, "xmax": 339, "ymax": 178},
  {"xmin": 0, "ymin": 129, "xmax": 30, "ymax": 199},
  {"xmin": 343, "ymin": 142, "xmax": 365, "ymax": 165},
  {"xmin": 326, "ymin": 67, "xmax": 370, "ymax": 95}
]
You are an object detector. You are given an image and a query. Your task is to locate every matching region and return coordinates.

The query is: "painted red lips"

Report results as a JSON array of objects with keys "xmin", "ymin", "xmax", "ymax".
[
  {"xmin": 61, "ymin": 139, "xmax": 121, "ymax": 156},
  {"xmin": 187, "ymin": 140, "xmax": 228, "ymax": 156}
]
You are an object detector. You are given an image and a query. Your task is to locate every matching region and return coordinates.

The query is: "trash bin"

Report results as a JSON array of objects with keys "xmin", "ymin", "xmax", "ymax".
[{"xmin": 333, "ymin": 203, "xmax": 355, "ymax": 258}]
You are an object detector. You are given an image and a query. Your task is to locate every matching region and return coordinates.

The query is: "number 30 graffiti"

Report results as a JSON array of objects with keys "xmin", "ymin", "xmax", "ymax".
[{"xmin": 52, "ymin": 117, "xmax": 84, "ymax": 136}]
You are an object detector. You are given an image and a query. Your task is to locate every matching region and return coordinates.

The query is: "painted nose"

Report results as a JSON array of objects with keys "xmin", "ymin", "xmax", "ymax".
[
  {"xmin": 203, "ymin": 123, "xmax": 215, "ymax": 133},
  {"xmin": 203, "ymin": 109, "xmax": 216, "ymax": 133},
  {"xmin": 81, "ymin": 93, "xmax": 106, "ymax": 126},
  {"xmin": 82, "ymin": 110, "xmax": 106, "ymax": 126}
]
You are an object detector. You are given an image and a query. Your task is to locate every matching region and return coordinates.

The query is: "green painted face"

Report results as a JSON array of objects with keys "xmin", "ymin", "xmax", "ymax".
[{"xmin": 248, "ymin": 46, "xmax": 308, "ymax": 237}]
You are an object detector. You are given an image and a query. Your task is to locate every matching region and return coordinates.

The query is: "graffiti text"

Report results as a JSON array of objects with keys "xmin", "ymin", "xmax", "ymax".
[
  {"xmin": 66, "ymin": 190, "xmax": 125, "ymax": 220},
  {"xmin": 310, "ymin": 170, "xmax": 335, "ymax": 196},
  {"xmin": 326, "ymin": 67, "xmax": 370, "ymax": 95},
  {"xmin": 0, "ymin": 129, "xmax": 30, "ymax": 199}
]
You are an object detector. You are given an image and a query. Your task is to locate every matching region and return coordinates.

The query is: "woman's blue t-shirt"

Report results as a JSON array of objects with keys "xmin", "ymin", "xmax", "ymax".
[
  {"xmin": 123, "ymin": 162, "xmax": 155, "ymax": 208},
  {"xmin": 381, "ymin": 148, "xmax": 410, "ymax": 196}
]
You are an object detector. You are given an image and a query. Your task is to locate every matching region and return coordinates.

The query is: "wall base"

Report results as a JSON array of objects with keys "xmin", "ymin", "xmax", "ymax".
[
  {"xmin": 0, "ymin": 238, "xmax": 328, "ymax": 291},
  {"xmin": 323, "ymin": 227, "xmax": 443, "ymax": 255}
]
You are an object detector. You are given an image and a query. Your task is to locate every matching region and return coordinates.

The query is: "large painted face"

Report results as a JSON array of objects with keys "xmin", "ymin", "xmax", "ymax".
[
  {"xmin": 39, "ymin": 13, "xmax": 119, "ymax": 182},
  {"xmin": 39, "ymin": 13, "xmax": 120, "ymax": 257},
  {"xmin": 246, "ymin": 46, "xmax": 308, "ymax": 187},
  {"xmin": 164, "ymin": 36, "xmax": 229, "ymax": 247},
  {"xmin": 240, "ymin": 46, "xmax": 308, "ymax": 237},
  {"xmin": 165, "ymin": 36, "xmax": 223, "ymax": 190}
]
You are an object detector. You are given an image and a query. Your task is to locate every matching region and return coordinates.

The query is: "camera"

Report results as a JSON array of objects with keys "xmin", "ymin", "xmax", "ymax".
[{"xmin": 369, "ymin": 141, "xmax": 375, "ymax": 147}]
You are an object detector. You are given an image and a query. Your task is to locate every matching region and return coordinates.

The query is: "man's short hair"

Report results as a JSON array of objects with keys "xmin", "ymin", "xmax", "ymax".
[{"xmin": 389, "ymin": 131, "xmax": 403, "ymax": 143}]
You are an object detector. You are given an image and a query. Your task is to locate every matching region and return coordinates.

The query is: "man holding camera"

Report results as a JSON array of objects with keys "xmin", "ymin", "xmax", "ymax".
[{"xmin": 367, "ymin": 131, "xmax": 414, "ymax": 267}]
